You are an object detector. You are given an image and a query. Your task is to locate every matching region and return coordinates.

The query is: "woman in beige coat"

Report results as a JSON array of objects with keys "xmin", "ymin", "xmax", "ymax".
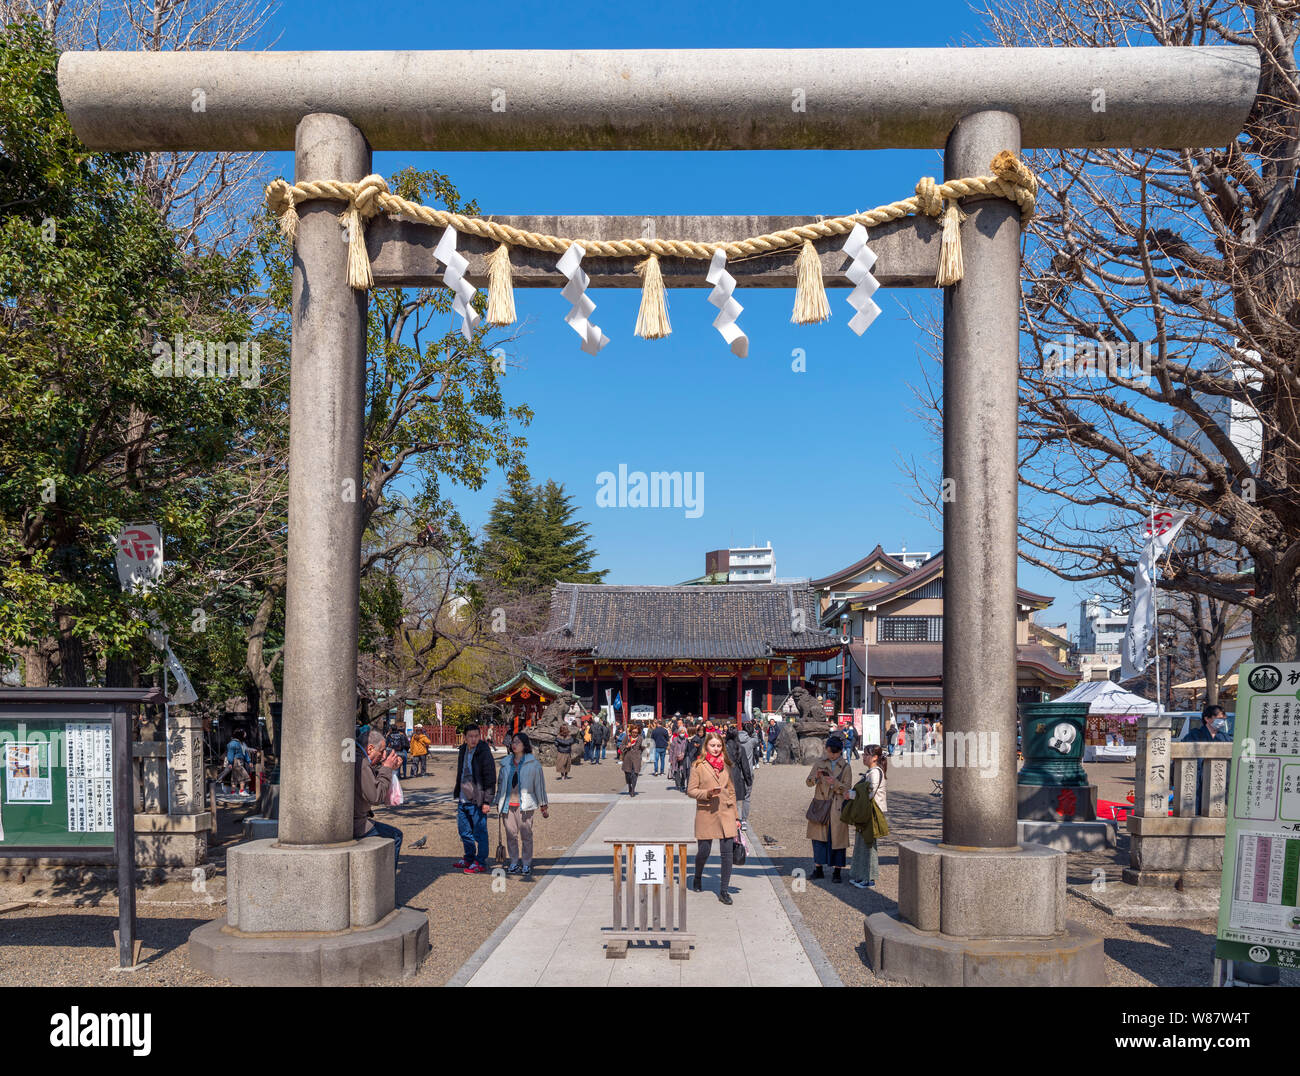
[
  {"xmin": 687, "ymin": 731, "xmax": 739, "ymax": 905},
  {"xmin": 805, "ymin": 734, "xmax": 853, "ymax": 883}
]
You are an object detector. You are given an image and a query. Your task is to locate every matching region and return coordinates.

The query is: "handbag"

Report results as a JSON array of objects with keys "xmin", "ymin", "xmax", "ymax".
[
  {"xmin": 869, "ymin": 800, "xmax": 890, "ymax": 839},
  {"xmin": 495, "ymin": 814, "xmax": 507, "ymax": 866},
  {"xmin": 805, "ymin": 758, "xmax": 842, "ymax": 825},
  {"xmin": 732, "ymin": 828, "xmax": 748, "ymax": 866}
]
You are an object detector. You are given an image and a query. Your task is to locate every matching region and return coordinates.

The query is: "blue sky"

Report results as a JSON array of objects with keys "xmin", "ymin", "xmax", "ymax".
[{"xmin": 264, "ymin": 0, "xmax": 1085, "ymax": 635}]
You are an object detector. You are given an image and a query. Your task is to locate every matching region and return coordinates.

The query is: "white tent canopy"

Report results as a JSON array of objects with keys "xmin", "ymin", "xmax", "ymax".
[{"xmin": 1054, "ymin": 679, "xmax": 1159, "ymax": 715}]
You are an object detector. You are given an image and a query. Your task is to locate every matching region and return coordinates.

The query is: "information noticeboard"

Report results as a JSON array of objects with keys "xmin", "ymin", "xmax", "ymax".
[
  {"xmin": 1214, "ymin": 662, "xmax": 1300, "ymax": 971},
  {"xmin": 0, "ymin": 715, "xmax": 115, "ymax": 848}
]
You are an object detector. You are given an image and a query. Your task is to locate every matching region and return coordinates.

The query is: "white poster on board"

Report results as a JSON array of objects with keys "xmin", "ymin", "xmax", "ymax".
[{"xmin": 5, "ymin": 743, "xmax": 51, "ymax": 803}]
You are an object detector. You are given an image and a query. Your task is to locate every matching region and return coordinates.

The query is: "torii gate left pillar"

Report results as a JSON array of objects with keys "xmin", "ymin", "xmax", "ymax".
[{"xmin": 198, "ymin": 113, "xmax": 429, "ymax": 982}]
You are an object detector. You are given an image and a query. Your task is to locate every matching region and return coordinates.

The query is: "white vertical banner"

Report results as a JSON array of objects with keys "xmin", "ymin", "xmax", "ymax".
[
  {"xmin": 1120, "ymin": 509, "xmax": 1190, "ymax": 682},
  {"xmin": 435, "ymin": 699, "xmax": 443, "ymax": 725},
  {"xmin": 115, "ymin": 523, "xmax": 164, "ymax": 593},
  {"xmin": 404, "ymin": 708, "xmax": 414, "ymax": 735},
  {"xmin": 743, "ymin": 689, "xmax": 752, "ymax": 721}
]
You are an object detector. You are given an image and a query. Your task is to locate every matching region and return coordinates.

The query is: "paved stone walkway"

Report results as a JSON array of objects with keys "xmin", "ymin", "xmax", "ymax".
[{"xmin": 457, "ymin": 764, "xmax": 829, "ymax": 987}]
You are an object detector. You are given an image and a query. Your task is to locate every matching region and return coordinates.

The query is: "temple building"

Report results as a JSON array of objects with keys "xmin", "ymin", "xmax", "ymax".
[
  {"xmin": 540, "ymin": 582, "xmax": 843, "ymax": 721},
  {"xmin": 807, "ymin": 546, "xmax": 1077, "ymax": 722},
  {"xmin": 488, "ymin": 663, "xmax": 567, "ymax": 734}
]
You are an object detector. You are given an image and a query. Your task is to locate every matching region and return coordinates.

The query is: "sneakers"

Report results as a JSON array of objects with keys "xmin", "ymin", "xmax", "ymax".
[
  {"xmin": 867, "ymin": 880, "xmax": 876, "ymax": 888},
  {"xmin": 849, "ymin": 879, "xmax": 868, "ymax": 889},
  {"xmin": 462, "ymin": 862, "xmax": 487, "ymax": 874},
  {"xmin": 452, "ymin": 858, "xmax": 470, "ymax": 869},
  {"xmin": 520, "ymin": 865, "xmax": 533, "ymax": 877},
  {"xmin": 507, "ymin": 863, "xmax": 522, "ymax": 875}
]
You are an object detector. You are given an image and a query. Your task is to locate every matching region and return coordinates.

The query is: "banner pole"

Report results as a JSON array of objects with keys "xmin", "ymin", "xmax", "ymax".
[{"xmin": 1150, "ymin": 504, "xmax": 1162, "ymax": 711}]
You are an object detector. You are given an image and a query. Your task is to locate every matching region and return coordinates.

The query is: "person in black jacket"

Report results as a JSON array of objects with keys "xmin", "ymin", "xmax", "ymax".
[
  {"xmin": 590, "ymin": 717, "xmax": 607, "ymax": 764},
  {"xmin": 685, "ymin": 724, "xmax": 705, "ymax": 770},
  {"xmin": 386, "ymin": 723, "xmax": 411, "ymax": 779},
  {"xmin": 727, "ymin": 726, "xmax": 754, "ymax": 827},
  {"xmin": 455, "ymin": 726, "xmax": 497, "ymax": 874}
]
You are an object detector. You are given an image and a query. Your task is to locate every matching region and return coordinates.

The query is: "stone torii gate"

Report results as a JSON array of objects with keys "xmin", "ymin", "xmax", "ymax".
[{"xmin": 59, "ymin": 47, "xmax": 1258, "ymax": 986}]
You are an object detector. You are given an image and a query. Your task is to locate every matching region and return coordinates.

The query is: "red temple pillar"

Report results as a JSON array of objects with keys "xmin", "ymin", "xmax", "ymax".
[
  {"xmin": 702, "ymin": 669, "xmax": 709, "ymax": 721},
  {"xmin": 736, "ymin": 670, "xmax": 743, "ymax": 721},
  {"xmin": 766, "ymin": 673, "xmax": 773, "ymax": 711},
  {"xmin": 622, "ymin": 668, "xmax": 629, "ymax": 729},
  {"xmin": 656, "ymin": 669, "xmax": 663, "ymax": 721},
  {"xmin": 593, "ymin": 676, "xmax": 599, "ymax": 715}
]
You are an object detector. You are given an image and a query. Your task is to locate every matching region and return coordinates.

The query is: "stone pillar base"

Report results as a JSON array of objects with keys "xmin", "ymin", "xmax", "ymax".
[
  {"xmin": 864, "ymin": 913, "xmax": 1104, "ymax": 986},
  {"xmin": 188, "ymin": 908, "xmax": 429, "ymax": 985},
  {"xmin": 227, "ymin": 837, "xmax": 394, "ymax": 932},
  {"xmin": 187, "ymin": 836, "xmax": 429, "ymax": 984},
  {"xmin": 869, "ymin": 838, "xmax": 1104, "ymax": 985},
  {"xmin": 898, "ymin": 839, "xmax": 1065, "ymax": 936}
]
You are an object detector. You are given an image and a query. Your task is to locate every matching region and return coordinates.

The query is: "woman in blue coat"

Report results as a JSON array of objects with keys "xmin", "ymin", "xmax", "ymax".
[{"xmin": 495, "ymin": 732, "xmax": 550, "ymax": 876}]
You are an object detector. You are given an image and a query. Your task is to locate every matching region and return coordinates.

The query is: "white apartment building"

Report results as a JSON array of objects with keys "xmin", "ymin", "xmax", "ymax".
[
  {"xmin": 704, "ymin": 542, "xmax": 776, "ymax": 583},
  {"xmin": 1076, "ymin": 595, "xmax": 1128, "ymax": 680}
]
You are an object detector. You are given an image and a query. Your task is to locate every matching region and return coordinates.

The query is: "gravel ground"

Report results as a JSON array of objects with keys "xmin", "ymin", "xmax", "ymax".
[
  {"xmin": 745, "ymin": 751, "xmax": 1299, "ymax": 988},
  {"xmin": 0, "ymin": 749, "xmax": 622, "ymax": 986}
]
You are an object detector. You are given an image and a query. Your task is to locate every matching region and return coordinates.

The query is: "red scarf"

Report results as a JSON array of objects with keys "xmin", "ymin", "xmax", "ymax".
[{"xmin": 705, "ymin": 752, "xmax": 726, "ymax": 773}]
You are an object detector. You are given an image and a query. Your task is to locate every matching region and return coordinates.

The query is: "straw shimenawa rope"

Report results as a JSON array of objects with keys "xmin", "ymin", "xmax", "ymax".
[{"xmin": 266, "ymin": 153, "xmax": 1037, "ymax": 300}]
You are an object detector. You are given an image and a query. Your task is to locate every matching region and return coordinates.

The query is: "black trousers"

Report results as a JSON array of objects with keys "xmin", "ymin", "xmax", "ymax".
[
  {"xmin": 694, "ymin": 837, "xmax": 734, "ymax": 892},
  {"xmin": 625, "ymin": 771, "xmax": 638, "ymax": 795}
]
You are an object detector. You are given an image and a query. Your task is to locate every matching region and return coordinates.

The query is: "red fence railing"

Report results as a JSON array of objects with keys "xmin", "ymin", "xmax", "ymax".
[{"xmin": 420, "ymin": 725, "xmax": 506, "ymax": 747}]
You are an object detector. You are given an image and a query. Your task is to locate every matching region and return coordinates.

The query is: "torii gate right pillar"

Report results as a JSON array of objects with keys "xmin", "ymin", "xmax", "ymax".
[{"xmin": 865, "ymin": 111, "xmax": 1104, "ymax": 986}]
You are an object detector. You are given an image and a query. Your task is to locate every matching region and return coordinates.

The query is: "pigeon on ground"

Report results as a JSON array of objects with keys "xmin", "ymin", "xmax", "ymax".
[{"xmin": 410, "ymin": 836, "xmax": 428, "ymax": 849}]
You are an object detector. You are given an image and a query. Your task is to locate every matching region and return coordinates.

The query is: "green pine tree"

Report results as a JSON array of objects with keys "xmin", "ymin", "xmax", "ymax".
[{"xmin": 480, "ymin": 478, "xmax": 606, "ymax": 595}]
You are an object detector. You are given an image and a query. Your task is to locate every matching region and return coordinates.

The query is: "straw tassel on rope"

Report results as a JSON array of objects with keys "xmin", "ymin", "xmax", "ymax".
[
  {"xmin": 486, "ymin": 243, "xmax": 517, "ymax": 326},
  {"xmin": 279, "ymin": 195, "xmax": 299, "ymax": 244},
  {"xmin": 791, "ymin": 240, "xmax": 830, "ymax": 325},
  {"xmin": 935, "ymin": 200, "xmax": 968, "ymax": 287},
  {"xmin": 266, "ymin": 180, "xmax": 299, "ymax": 244},
  {"xmin": 634, "ymin": 254, "xmax": 671, "ymax": 339},
  {"xmin": 343, "ymin": 205, "xmax": 372, "ymax": 289}
]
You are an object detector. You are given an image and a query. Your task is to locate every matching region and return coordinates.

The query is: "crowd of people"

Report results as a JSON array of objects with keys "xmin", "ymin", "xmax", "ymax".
[
  {"xmin": 881, "ymin": 716, "xmax": 944, "ymax": 756},
  {"xmin": 341, "ymin": 708, "xmax": 891, "ymax": 906}
]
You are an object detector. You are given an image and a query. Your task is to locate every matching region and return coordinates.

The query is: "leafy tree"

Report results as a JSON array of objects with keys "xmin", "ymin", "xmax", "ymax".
[{"xmin": 0, "ymin": 20, "xmax": 263, "ymax": 687}]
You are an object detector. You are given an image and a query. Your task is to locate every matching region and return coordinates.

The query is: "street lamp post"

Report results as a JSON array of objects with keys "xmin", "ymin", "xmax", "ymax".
[{"xmin": 839, "ymin": 612, "xmax": 850, "ymax": 737}]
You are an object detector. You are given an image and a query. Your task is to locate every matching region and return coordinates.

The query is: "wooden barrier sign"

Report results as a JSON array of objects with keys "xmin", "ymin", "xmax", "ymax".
[{"xmin": 605, "ymin": 838, "xmax": 694, "ymax": 960}]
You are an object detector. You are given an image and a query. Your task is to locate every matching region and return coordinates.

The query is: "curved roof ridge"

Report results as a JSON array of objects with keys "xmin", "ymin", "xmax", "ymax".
[{"xmin": 809, "ymin": 544, "xmax": 911, "ymax": 589}]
